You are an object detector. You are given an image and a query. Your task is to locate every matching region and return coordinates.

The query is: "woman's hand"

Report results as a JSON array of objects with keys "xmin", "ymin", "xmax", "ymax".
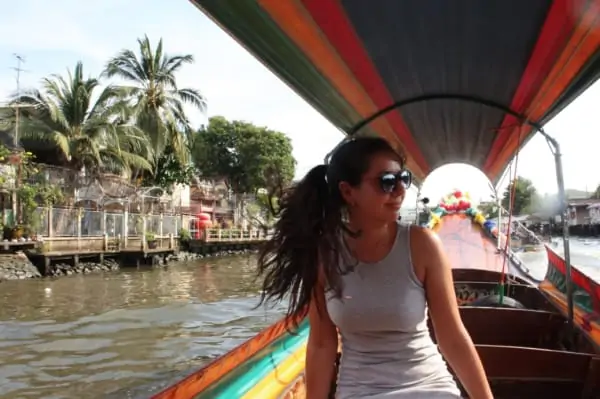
[{"xmin": 411, "ymin": 227, "xmax": 493, "ymax": 399}]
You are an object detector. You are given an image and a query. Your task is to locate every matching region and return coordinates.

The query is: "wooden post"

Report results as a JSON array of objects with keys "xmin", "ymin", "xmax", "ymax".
[
  {"xmin": 122, "ymin": 210, "xmax": 128, "ymax": 248},
  {"xmin": 47, "ymin": 206, "xmax": 53, "ymax": 237},
  {"xmin": 159, "ymin": 213, "xmax": 164, "ymax": 238},
  {"xmin": 142, "ymin": 214, "xmax": 147, "ymax": 251},
  {"xmin": 77, "ymin": 208, "xmax": 82, "ymax": 251},
  {"xmin": 101, "ymin": 210, "xmax": 107, "ymax": 235}
]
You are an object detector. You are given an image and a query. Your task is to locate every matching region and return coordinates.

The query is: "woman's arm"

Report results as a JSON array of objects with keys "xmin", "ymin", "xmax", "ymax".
[
  {"xmin": 411, "ymin": 227, "xmax": 493, "ymax": 399},
  {"xmin": 306, "ymin": 279, "xmax": 339, "ymax": 399}
]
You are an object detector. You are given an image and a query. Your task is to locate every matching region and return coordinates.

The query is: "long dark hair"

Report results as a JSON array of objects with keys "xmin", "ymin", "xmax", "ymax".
[{"xmin": 256, "ymin": 137, "xmax": 401, "ymax": 324}]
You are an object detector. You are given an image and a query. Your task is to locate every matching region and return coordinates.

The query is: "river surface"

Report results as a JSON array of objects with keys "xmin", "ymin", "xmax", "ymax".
[
  {"xmin": 516, "ymin": 237, "xmax": 600, "ymax": 282},
  {"xmin": 1, "ymin": 240, "xmax": 599, "ymax": 399},
  {"xmin": 0, "ymin": 256, "xmax": 285, "ymax": 399}
]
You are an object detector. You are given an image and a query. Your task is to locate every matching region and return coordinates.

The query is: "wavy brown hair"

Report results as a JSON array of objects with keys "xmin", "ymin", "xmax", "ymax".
[{"xmin": 256, "ymin": 137, "xmax": 402, "ymax": 325}]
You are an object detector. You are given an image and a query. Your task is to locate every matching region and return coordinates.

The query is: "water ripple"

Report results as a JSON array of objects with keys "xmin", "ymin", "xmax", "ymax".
[{"xmin": 0, "ymin": 256, "xmax": 285, "ymax": 399}]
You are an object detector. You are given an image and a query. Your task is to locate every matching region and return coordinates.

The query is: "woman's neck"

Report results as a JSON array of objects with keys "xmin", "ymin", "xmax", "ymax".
[
  {"xmin": 347, "ymin": 220, "xmax": 396, "ymax": 245},
  {"xmin": 345, "ymin": 221, "xmax": 397, "ymax": 264}
]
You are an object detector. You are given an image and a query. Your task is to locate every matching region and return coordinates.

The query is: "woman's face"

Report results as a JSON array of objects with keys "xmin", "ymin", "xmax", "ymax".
[{"xmin": 339, "ymin": 152, "xmax": 408, "ymax": 224}]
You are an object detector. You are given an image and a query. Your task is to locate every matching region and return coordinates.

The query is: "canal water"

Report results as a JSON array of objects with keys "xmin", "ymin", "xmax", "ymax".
[
  {"xmin": 0, "ymin": 256, "xmax": 285, "ymax": 399},
  {"xmin": 1, "ymin": 241, "xmax": 599, "ymax": 399}
]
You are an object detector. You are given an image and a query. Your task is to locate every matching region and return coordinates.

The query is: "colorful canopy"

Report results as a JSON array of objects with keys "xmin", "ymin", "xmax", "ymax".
[{"xmin": 191, "ymin": 0, "xmax": 600, "ymax": 183}]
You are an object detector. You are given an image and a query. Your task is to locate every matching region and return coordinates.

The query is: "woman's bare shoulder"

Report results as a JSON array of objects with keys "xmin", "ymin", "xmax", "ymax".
[{"xmin": 409, "ymin": 226, "xmax": 445, "ymax": 280}]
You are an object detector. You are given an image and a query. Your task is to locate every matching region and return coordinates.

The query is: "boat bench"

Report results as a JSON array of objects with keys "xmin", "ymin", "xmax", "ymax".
[
  {"xmin": 429, "ymin": 307, "xmax": 566, "ymax": 349},
  {"xmin": 452, "ymin": 269, "xmax": 529, "ymax": 284},
  {"xmin": 474, "ymin": 345, "xmax": 600, "ymax": 398},
  {"xmin": 458, "ymin": 307, "xmax": 566, "ymax": 349}
]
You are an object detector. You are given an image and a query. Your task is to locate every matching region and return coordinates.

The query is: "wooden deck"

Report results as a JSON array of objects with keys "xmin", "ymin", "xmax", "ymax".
[
  {"xmin": 0, "ymin": 240, "xmax": 37, "ymax": 252},
  {"xmin": 201, "ymin": 229, "xmax": 268, "ymax": 243},
  {"xmin": 26, "ymin": 235, "xmax": 179, "ymax": 271},
  {"xmin": 187, "ymin": 229, "xmax": 268, "ymax": 254}
]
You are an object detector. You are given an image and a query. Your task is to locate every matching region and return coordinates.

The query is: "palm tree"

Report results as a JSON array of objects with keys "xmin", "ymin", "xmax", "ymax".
[
  {"xmin": 12, "ymin": 62, "xmax": 152, "ymax": 174},
  {"xmin": 102, "ymin": 35, "xmax": 206, "ymax": 172}
]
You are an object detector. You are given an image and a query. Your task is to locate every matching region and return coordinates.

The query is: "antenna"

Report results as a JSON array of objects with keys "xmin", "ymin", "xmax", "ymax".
[
  {"xmin": 11, "ymin": 53, "xmax": 27, "ymax": 94},
  {"xmin": 10, "ymin": 53, "xmax": 29, "ymax": 148}
]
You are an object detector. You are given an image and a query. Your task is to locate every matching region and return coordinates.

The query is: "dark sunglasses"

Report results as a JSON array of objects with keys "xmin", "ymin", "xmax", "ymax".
[{"xmin": 379, "ymin": 170, "xmax": 412, "ymax": 193}]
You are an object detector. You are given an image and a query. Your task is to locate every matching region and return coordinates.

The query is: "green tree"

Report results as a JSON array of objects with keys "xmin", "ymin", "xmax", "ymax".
[
  {"xmin": 102, "ymin": 35, "xmax": 206, "ymax": 171},
  {"xmin": 192, "ymin": 116, "xmax": 296, "ymax": 214},
  {"xmin": 142, "ymin": 144, "xmax": 197, "ymax": 193},
  {"xmin": 502, "ymin": 176, "xmax": 538, "ymax": 215},
  {"xmin": 11, "ymin": 62, "xmax": 152, "ymax": 174},
  {"xmin": 245, "ymin": 192, "xmax": 278, "ymax": 232}
]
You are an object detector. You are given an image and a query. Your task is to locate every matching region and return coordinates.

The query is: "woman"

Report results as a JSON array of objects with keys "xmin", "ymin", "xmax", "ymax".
[{"xmin": 257, "ymin": 137, "xmax": 492, "ymax": 399}]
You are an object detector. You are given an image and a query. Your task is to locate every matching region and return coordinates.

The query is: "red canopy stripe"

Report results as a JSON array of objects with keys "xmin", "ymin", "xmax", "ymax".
[
  {"xmin": 484, "ymin": 0, "xmax": 576, "ymax": 176},
  {"xmin": 301, "ymin": 0, "xmax": 430, "ymax": 175},
  {"xmin": 488, "ymin": 0, "xmax": 600, "ymax": 178},
  {"xmin": 258, "ymin": 0, "xmax": 425, "ymax": 178}
]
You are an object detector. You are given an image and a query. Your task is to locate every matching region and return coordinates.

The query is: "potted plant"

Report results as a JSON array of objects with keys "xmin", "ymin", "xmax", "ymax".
[
  {"xmin": 178, "ymin": 228, "xmax": 191, "ymax": 250},
  {"xmin": 145, "ymin": 232, "xmax": 157, "ymax": 249},
  {"xmin": 11, "ymin": 224, "xmax": 25, "ymax": 240}
]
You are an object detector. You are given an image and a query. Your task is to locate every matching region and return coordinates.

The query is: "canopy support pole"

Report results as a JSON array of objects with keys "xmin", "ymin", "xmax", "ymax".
[
  {"xmin": 495, "ymin": 189, "xmax": 502, "ymax": 251},
  {"xmin": 541, "ymin": 132, "xmax": 573, "ymax": 329}
]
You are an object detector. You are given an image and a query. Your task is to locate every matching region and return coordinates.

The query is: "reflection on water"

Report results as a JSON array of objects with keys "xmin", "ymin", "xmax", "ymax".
[
  {"xmin": 553, "ymin": 237, "xmax": 600, "ymax": 282},
  {"xmin": 0, "ymin": 256, "xmax": 285, "ymax": 399},
  {"xmin": 514, "ymin": 237, "xmax": 600, "ymax": 282}
]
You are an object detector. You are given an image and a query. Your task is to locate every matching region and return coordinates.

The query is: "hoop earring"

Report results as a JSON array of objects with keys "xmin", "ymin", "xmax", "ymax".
[{"xmin": 341, "ymin": 206, "xmax": 350, "ymax": 224}]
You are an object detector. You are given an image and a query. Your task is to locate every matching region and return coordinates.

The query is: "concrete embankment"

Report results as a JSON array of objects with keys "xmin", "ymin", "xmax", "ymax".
[{"xmin": 0, "ymin": 252, "xmax": 42, "ymax": 280}]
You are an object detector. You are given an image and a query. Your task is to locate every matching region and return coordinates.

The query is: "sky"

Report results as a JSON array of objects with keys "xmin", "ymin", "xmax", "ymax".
[{"xmin": 2, "ymin": 0, "xmax": 600, "ymax": 208}]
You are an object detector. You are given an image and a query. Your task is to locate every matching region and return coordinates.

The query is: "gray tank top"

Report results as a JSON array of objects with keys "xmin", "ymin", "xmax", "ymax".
[{"xmin": 326, "ymin": 223, "xmax": 461, "ymax": 398}]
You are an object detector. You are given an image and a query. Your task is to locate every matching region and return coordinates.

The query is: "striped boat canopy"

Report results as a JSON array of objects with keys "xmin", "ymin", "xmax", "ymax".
[{"xmin": 191, "ymin": 0, "xmax": 600, "ymax": 184}]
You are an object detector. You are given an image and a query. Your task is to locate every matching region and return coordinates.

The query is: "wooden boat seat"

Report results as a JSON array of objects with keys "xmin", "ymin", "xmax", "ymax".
[
  {"xmin": 454, "ymin": 281, "xmax": 556, "ymax": 311},
  {"xmin": 428, "ymin": 307, "xmax": 567, "ymax": 349},
  {"xmin": 459, "ymin": 307, "xmax": 565, "ymax": 349},
  {"xmin": 452, "ymin": 268, "xmax": 529, "ymax": 284},
  {"xmin": 472, "ymin": 345, "xmax": 600, "ymax": 398}
]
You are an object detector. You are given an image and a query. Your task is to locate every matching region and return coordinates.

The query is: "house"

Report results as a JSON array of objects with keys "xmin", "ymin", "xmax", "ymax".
[
  {"xmin": 587, "ymin": 203, "xmax": 600, "ymax": 224},
  {"xmin": 189, "ymin": 178, "xmax": 235, "ymax": 223},
  {"xmin": 567, "ymin": 198, "xmax": 600, "ymax": 225}
]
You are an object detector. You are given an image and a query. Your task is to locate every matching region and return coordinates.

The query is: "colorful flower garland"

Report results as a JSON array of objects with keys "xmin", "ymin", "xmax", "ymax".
[{"xmin": 425, "ymin": 190, "xmax": 498, "ymax": 236}]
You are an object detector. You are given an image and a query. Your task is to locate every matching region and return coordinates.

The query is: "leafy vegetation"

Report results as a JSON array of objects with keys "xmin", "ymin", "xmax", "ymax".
[
  {"xmin": 102, "ymin": 35, "xmax": 206, "ymax": 174},
  {"xmin": 13, "ymin": 62, "xmax": 152, "ymax": 174},
  {"xmin": 192, "ymin": 116, "xmax": 295, "ymax": 222},
  {"xmin": 502, "ymin": 176, "xmax": 538, "ymax": 215}
]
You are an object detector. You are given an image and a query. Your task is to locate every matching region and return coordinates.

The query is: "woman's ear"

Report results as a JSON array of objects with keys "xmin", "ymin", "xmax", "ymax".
[{"xmin": 338, "ymin": 181, "xmax": 354, "ymax": 206}]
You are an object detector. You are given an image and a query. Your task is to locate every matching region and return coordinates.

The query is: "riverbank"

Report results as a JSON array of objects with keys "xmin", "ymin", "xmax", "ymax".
[
  {"xmin": 175, "ymin": 247, "xmax": 258, "ymax": 262},
  {"xmin": 0, "ymin": 247, "xmax": 259, "ymax": 281},
  {"xmin": 0, "ymin": 252, "xmax": 42, "ymax": 280}
]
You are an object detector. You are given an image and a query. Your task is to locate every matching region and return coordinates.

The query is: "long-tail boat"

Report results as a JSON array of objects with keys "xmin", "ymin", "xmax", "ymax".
[{"xmin": 153, "ymin": 1, "xmax": 600, "ymax": 397}]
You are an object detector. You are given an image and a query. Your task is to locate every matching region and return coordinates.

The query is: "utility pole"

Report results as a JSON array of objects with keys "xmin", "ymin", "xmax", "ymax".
[
  {"xmin": 10, "ymin": 54, "xmax": 28, "ymax": 223},
  {"xmin": 11, "ymin": 53, "xmax": 28, "ymax": 148}
]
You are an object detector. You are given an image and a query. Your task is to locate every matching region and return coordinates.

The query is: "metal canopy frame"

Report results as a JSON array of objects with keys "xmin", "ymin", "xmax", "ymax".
[{"xmin": 346, "ymin": 94, "xmax": 575, "ymax": 328}]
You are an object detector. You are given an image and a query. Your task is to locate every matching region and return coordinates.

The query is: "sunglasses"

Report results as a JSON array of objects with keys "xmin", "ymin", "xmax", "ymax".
[{"xmin": 379, "ymin": 170, "xmax": 412, "ymax": 193}]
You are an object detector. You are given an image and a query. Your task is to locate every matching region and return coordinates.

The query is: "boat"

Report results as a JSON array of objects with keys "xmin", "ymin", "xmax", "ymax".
[{"xmin": 152, "ymin": 1, "xmax": 600, "ymax": 397}]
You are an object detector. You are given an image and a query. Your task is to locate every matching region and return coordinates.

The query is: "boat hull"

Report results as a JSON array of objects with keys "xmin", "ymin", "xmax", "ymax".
[{"xmin": 540, "ymin": 246, "xmax": 600, "ymax": 349}]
